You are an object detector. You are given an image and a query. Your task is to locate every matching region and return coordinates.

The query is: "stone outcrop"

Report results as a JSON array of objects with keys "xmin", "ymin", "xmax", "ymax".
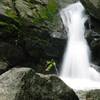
[{"xmin": 0, "ymin": 0, "xmax": 66, "ymax": 72}]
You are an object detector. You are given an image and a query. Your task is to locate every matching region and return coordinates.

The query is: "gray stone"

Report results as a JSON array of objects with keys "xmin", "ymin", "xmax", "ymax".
[{"xmin": 0, "ymin": 67, "xmax": 79, "ymax": 100}]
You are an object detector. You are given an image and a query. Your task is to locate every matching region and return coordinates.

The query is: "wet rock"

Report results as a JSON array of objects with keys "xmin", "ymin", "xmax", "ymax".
[
  {"xmin": 51, "ymin": 31, "xmax": 67, "ymax": 39},
  {"xmin": 76, "ymin": 90, "xmax": 89, "ymax": 100},
  {"xmin": 58, "ymin": 0, "xmax": 79, "ymax": 8},
  {"xmin": 90, "ymin": 64, "xmax": 100, "ymax": 72},
  {"xmin": 90, "ymin": 17, "xmax": 100, "ymax": 34},
  {"xmin": 86, "ymin": 30, "xmax": 100, "ymax": 65},
  {"xmin": 80, "ymin": 0, "xmax": 100, "ymax": 20},
  {"xmin": 86, "ymin": 90, "xmax": 100, "ymax": 100},
  {"xmin": 0, "ymin": 67, "xmax": 79, "ymax": 100}
]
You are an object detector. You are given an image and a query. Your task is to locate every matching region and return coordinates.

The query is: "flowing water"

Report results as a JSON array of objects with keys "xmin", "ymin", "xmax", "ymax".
[{"xmin": 60, "ymin": 1, "xmax": 100, "ymax": 90}]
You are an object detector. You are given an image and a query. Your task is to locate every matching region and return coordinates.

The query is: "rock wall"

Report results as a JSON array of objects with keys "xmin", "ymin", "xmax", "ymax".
[
  {"xmin": 80, "ymin": 0, "xmax": 100, "ymax": 21},
  {"xmin": 79, "ymin": 0, "xmax": 100, "ymax": 65},
  {"xmin": 0, "ymin": 0, "xmax": 66, "ymax": 73}
]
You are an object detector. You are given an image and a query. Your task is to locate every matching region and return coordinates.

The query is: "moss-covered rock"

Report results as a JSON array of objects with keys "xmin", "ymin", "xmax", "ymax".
[
  {"xmin": 0, "ymin": 0, "xmax": 58, "ymax": 31},
  {"xmin": 0, "ymin": 0, "xmax": 59, "ymax": 42}
]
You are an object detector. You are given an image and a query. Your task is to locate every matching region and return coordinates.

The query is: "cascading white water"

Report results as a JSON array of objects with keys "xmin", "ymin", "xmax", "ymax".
[{"xmin": 60, "ymin": 1, "xmax": 100, "ymax": 90}]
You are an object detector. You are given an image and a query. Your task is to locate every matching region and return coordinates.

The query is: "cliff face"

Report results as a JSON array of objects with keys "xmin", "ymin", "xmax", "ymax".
[
  {"xmin": 0, "ymin": 0, "xmax": 100, "ymax": 72},
  {"xmin": 0, "ymin": 0, "xmax": 66, "ymax": 73}
]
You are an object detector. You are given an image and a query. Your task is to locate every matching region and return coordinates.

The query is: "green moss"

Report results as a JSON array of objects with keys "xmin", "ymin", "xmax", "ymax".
[
  {"xmin": 32, "ymin": 0, "xmax": 58, "ymax": 25},
  {"xmin": 47, "ymin": 0, "xmax": 58, "ymax": 19},
  {"xmin": 5, "ymin": 9, "xmax": 17, "ymax": 19},
  {"xmin": 0, "ymin": 0, "xmax": 59, "ymax": 45},
  {"xmin": 0, "ymin": 21, "xmax": 8, "ymax": 25}
]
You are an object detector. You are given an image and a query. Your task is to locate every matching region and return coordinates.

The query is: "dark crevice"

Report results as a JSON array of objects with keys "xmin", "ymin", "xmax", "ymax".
[{"xmin": 0, "ymin": 13, "xmax": 19, "ymax": 26}]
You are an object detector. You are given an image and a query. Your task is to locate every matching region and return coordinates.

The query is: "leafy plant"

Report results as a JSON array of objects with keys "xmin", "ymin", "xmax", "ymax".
[{"xmin": 45, "ymin": 59, "xmax": 58, "ymax": 74}]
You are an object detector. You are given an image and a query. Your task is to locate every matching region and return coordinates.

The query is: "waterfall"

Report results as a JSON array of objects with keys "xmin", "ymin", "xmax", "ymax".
[{"xmin": 60, "ymin": 1, "xmax": 100, "ymax": 90}]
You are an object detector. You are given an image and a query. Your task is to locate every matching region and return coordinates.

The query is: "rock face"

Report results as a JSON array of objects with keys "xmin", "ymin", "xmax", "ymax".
[
  {"xmin": 0, "ymin": 68, "xmax": 79, "ymax": 100},
  {"xmin": 80, "ymin": 0, "xmax": 100, "ymax": 20},
  {"xmin": 86, "ymin": 90, "xmax": 100, "ymax": 100},
  {"xmin": 0, "ymin": 0, "xmax": 66, "ymax": 72},
  {"xmin": 80, "ymin": 0, "xmax": 100, "ymax": 65},
  {"xmin": 86, "ymin": 30, "xmax": 100, "ymax": 65}
]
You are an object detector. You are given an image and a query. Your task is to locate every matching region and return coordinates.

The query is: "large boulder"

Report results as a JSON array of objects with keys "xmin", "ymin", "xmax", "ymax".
[
  {"xmin": 0, "ymin": 67, "xmax": 79, "ymax": 100},
  {"xmin": 80, "ymin": 0, "xmax": 100, "ymax": 20}
]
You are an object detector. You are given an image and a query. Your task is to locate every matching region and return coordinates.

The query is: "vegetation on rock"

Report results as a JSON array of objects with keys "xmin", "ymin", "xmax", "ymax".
[{"xmin": 0, "ymin": 0, "xmax": 65, "ymax": 73}]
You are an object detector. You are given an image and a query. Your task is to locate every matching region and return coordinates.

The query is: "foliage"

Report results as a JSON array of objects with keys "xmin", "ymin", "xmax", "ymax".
[
  {"xmin": 45, "ymin": 59, "xmax": 56, "ymax": 72},
  {"xmin": 32, "ymin": 0, "xmax": 58, "ymax": 26}
]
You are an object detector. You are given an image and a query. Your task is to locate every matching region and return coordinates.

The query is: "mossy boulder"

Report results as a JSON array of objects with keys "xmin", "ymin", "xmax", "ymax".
[
  {"xmin": 0, "ymin": 67, "xmax": 79, "ymax": 100},
  {"xmin": 80, "ymin": 0, "xmax": 100, "ymax": 20}
]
